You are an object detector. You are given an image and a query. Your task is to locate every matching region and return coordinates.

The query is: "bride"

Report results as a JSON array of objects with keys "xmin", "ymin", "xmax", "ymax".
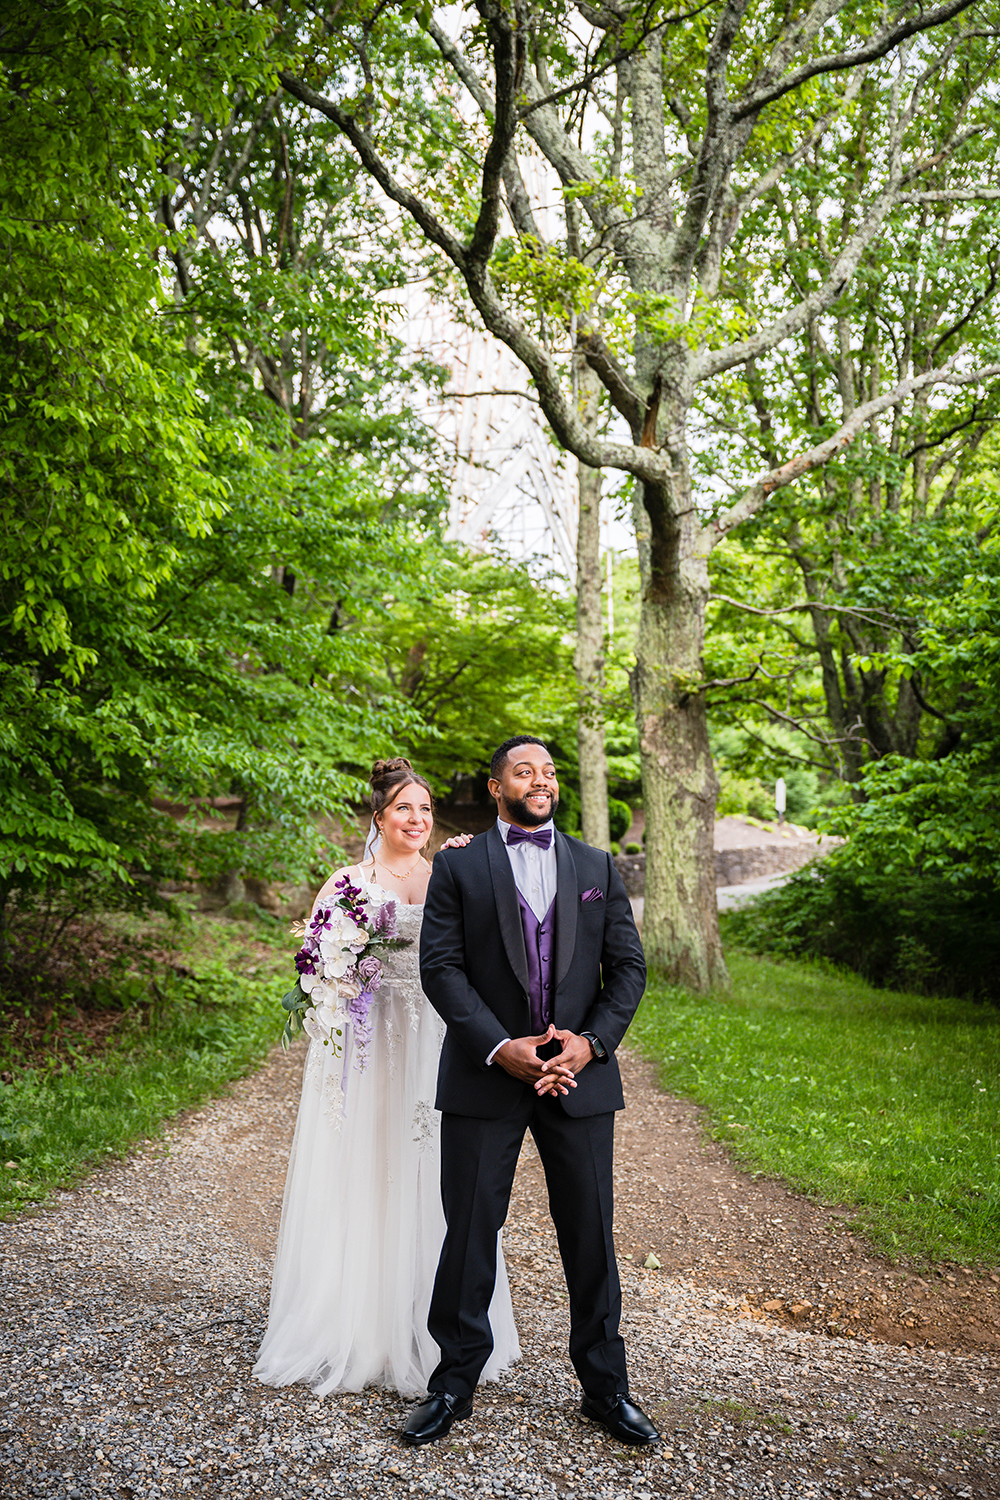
[{"xmin": 253, "ymin": 757, "xmax": 520, "ymax": 1397}]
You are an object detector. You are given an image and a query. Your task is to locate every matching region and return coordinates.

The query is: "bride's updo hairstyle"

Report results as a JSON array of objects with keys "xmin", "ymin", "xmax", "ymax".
[{"xmin": 369, "ymin": 757, "xmax": 434, "ymax": 834}]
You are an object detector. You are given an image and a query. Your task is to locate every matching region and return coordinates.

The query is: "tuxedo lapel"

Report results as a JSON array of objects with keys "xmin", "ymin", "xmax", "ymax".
[
  {"xmin": 553, "ymin": 831, "xmax": 578, "ymax": 988},
  {"xmin": 486, "ymin": 823, "xmax": 530, "ymax": 995}
]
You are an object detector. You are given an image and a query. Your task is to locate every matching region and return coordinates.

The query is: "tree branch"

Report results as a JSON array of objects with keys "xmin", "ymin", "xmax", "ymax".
[
  {"xmin": 578, "ymin": 330, "xmax": 644, "ymax": 434},
  {"xmin": 897, "ymin": 188, "xmax": 1000, "ymax": 202},
  {"xmin": 732, "ymin": 0, "xmax": 981, "ymax": 123},
  {"xmin": 279, "ymin": 71, "xmax": 469, "ymax": 269},
  {"xmin": 698, "ymin": 165, "xmax": 907, "ymax": 379},
  {"xmin": 710, "ymin": 594, "xmax": 909, "ymax": 630},
  {"xmin": 741, "ymin": 697, "xmax": 871, "ymax": 751},
  {"xmin": 278, "ymin": 75, "xmax": 677, "ymax": 484},
  {"xmin": 468, "ymin": 0, "xmax": 525, "ymax": 269},
  {"xmin": 708, "ymin": 360, "xmax": 1000, "ymax": 543}
]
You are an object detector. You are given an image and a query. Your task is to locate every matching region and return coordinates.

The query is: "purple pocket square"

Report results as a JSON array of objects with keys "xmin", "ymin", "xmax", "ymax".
[{"xmin": 580, "ymin": 887, "xmax": 604, "ymax": 902}]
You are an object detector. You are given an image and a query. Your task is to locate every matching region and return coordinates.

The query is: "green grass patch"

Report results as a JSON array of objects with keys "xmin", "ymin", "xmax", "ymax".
[
  {"xmin": 631, "ymin": 949, "xmax": 1000, "ymax": 1266},
  {"xmin": 0, "ymin": 914, "xmax": 290, "ymax": 1218}
]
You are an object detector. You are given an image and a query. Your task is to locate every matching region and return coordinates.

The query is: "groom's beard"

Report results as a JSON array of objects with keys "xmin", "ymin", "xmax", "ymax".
[{"xmin": 501, "ymin": 790, "xmax": 559, "ymax": 827}]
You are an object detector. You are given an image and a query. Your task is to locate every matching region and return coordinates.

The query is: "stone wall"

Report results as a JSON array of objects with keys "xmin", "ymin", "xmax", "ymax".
[
  {"xmin": 713, "ymin": 840, "xmax": 833, "ymax": 887},
  {"xmin": 615, "ymin": 838, "xmax": 836, "ymax": 896}
]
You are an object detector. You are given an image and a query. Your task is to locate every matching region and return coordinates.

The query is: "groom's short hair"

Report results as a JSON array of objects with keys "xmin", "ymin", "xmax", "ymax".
[{"xmin": 490, "ymin": 735, "xmax": 550, "ymax": 779}]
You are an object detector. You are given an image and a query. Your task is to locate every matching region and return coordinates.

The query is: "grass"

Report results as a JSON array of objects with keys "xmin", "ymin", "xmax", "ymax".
[
  {"xmin": 0, "ymin": 912, "xmax": 290, "ymax": 1219},
  {"xmin": 632, "ymin": 948, "xmax": 1000, "ymax": 1267}
]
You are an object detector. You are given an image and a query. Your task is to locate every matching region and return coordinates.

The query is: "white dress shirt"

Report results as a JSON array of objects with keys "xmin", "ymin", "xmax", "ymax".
[
  {"xmin": 497, "ymin": 814, "xmax": 557, "ymax": 920},
  {"xmin": 486, "ymin": 816, "xmax": 557, "ymax": 1063}
]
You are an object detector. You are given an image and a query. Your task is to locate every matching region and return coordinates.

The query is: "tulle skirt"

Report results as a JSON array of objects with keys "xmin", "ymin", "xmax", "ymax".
[{"xmin": 253, "ymin": 983, "xmax": 520, "ymax": 1397}]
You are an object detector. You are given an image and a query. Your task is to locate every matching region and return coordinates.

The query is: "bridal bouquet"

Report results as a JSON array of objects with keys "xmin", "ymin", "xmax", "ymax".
[{"xmin": 280, "ymin": 874, "xmax": 411, "ymax": 1068}]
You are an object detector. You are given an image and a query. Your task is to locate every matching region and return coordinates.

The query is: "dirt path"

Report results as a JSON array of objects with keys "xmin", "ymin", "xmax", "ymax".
[
  {"xmin": 611, "ymin": 1053, "xmax": 1000, "ymax": 1360},
  {"xmin": 1, "ymin": 1045, "xmax": 998, "ymax": 1500}
]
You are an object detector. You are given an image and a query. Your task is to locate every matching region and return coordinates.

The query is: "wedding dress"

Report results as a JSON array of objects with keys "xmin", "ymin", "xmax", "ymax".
[{"xmin": 253, "ymin": 879, "xmax": 521, "ymax": 1397}]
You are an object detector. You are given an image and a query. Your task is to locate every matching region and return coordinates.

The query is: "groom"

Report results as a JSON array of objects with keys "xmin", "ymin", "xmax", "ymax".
[{"xmin": 405, "ymin": 736, "xmax": 658, "ymax": 1447}]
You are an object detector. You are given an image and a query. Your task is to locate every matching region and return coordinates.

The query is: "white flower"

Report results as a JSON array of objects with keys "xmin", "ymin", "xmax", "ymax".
[
  {"xmin": 321, "ymin": 949, "xmax": 354, "ymax": 980},
  {"xmin": 302, "ymin": 1001, "xmax": 345, "ymax": 1046},
  {"xmin": 326, "ymin": 912, "xmax": 362, "ymax": 945}
]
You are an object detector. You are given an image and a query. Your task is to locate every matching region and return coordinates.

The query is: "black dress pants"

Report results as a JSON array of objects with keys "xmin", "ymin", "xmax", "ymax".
[{"xmin": 426, "ymin": 1090, "xmax": 627, "ymax": 1401}]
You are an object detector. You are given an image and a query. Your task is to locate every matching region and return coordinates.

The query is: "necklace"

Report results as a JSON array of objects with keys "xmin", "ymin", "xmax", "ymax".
[{"xmin": 375, "ymin": 849, "xmax": 424, "ymax": 881}]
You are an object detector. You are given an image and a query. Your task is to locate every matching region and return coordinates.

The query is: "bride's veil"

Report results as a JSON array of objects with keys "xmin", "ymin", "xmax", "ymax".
[{"xmin": 362, "ymin": 815, "xmax": 381, "ymax": 865}]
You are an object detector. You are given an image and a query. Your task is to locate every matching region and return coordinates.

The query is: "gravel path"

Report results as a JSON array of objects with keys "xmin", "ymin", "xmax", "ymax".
[{"xmin": 1, "ymin": 1048, "xmax": 997, "ymax": 1500}]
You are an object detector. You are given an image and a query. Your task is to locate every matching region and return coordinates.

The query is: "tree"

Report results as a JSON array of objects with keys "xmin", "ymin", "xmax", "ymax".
[
  {"xmin": 699, "ymin": 140, "xmax": 1000, "ymax": 790},
  {"xmin": 280, "ymin": 0, "xmax": 1000, "ymax": 985},
  {"xmin": 0, "ymin": 1, "xmax": 433, "ymax": 958}
]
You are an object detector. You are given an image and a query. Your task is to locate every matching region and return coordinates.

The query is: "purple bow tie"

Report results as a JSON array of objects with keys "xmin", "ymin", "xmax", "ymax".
[{"xmin": 507, "ymin": 825, "xmax": 553, "ymax": 850}]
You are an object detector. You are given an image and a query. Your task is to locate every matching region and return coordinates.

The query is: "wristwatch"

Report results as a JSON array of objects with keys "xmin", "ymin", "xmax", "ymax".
[{"xmin": 581, "ymin": 1030, "xmax": 608, "ymax": 1062}]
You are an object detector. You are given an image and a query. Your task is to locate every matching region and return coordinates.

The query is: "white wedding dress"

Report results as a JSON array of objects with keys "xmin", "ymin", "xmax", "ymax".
[{"xmin": 253, "ymin": 880, "xmax": 520, "ymax": 1397}]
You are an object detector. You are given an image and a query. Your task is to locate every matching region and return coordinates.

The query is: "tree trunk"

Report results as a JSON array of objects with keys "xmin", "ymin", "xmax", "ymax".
[
  {"xmin": 632, "ymin": 462, "xmax": 726, "ymax": 989},
  {"xmin": 573, "ymin": 356, "xmax": 611, "ymax": 851}
]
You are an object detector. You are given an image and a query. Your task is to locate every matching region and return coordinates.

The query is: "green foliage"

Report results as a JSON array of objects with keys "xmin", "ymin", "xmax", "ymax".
[
  {"xmin": 607, "ymin": 797, "xmax": 632, "ymax": 842},
  {"xmin": 0, "ymin": 918, "xmax": 288, "ymax": 1218},
  {"xmin": 702, "ymin": 154, "xmax": 1000, "ymax": 794},
  {"xmin": 729, "ymin": 522, "xmax": 1000, "ymax": 996},
  {"xmin": 0, "ymin": 0, "xmax": 444, "ymax": 933},
  {"xmin": 711, "ymin": 725, "xmax": 836, "ymax": 827},
  {"xmin": 368, "ymin": 548, "xmax": 576, "ymax": 789},
  {"xmin": 724, "ymin": 858, "xmax": 999, "ymax": 1002},
  {"xmin": 553, "ymin": 783, "xmax": 582, "ymax": 837},
  {"xmin": 632, "ymin": 953, "xmax": 1000, "ymax": 1265}
]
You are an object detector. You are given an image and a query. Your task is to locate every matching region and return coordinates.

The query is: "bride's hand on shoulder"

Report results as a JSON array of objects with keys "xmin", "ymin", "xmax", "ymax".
[{"xmin": 438, "ymin": 833, "xmax": 473, "ymax": 851}]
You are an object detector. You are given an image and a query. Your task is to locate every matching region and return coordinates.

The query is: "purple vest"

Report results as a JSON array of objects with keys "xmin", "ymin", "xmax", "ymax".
[{"xmin": 517, "ymin": 892, "xmax": 557, "ymax": 1034}]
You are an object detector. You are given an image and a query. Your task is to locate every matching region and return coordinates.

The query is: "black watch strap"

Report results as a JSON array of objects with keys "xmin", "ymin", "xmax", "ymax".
[{"xmin": 581, "ymin": 1030, "xmax": 608, "ymax": 1062}]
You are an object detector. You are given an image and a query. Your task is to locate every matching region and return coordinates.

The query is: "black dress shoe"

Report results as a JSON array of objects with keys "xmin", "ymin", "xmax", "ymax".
[
  {"xmin": 401, "ymin": 1391, "xmax": 473, "ymax": 1446},
  {"xmin": 580, "ymin": 1393, "xmax": 660, "ymax": 1446}
]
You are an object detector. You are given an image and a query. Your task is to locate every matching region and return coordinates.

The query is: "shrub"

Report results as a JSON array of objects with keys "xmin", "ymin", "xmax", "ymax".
[
  {"xmin": 624, "ymin": 842, "xmax": 642, "ymax": 855},
  {"xmin": 607, "ymin": 797, "xmax": 632, "ymax": 842},
  {"xmin": 723, "ymin": 855, "xmax": 1000, "ymax": 1002}
]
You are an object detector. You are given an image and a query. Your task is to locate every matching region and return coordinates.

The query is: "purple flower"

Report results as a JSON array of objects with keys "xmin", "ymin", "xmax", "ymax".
[
  {"xmin": 294, "ymin": 934, "xmax": 321, "ymax": 974},
  {"xmin": 372, "ymin": 899, "xmax": 398, "ymax": 939},
  {"xmin": 356, "ymin": 954, "xmax": 383, "ymax": 992},
  {"xmin": 309, "ymin": 906, "xmax": 336, "ymax": 934},
  {"xmin": 347, "ymin": 988, "xmax": 376, "ymax": 1055}
]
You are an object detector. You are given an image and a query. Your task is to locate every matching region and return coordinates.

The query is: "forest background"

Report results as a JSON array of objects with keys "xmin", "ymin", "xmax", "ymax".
[{"xmin": 2, "ymin": 0, "xmax": 999, "ymax": 1034}]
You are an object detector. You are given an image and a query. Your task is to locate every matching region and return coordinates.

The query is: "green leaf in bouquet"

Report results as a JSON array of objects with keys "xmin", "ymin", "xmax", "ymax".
[{"xmin": 281, "ymin": 981, "xmax": 305, "ymax": 1013}]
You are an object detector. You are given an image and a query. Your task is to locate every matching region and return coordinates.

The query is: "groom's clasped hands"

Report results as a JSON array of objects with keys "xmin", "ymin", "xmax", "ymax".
[{"xmin": 494, "ymin": 1023, "xmax": 589, "ymax": 1096}]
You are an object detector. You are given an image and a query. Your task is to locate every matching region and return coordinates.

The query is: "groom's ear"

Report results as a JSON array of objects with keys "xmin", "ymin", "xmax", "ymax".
[{"xmin": 487, "ymin": 778, "xmax": 502, "ymax": 803}]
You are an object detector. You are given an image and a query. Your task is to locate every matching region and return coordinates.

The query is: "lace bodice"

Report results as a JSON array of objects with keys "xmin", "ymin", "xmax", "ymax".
[{"xmin": 355, "ymin": 879, "xmax": 425, "ymax": 1028}]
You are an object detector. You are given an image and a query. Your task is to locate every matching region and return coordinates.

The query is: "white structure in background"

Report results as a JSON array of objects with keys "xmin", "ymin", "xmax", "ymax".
[
  {"xmin": 397, "ymin": 137, "xmax": 585, "ymax": 576},
  {"xmin": 406, "ymin": 297, "xmax": 580, "ymax": 575},
  {"xmin": 399, "ymin": 142, "xmax": 632, "ymax": 588}
]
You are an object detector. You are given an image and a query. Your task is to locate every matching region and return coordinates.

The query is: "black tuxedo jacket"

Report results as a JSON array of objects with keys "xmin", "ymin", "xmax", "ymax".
[{"xmin": 419, "ymin": 824, "xmax": 646, "ymax": 1119}]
